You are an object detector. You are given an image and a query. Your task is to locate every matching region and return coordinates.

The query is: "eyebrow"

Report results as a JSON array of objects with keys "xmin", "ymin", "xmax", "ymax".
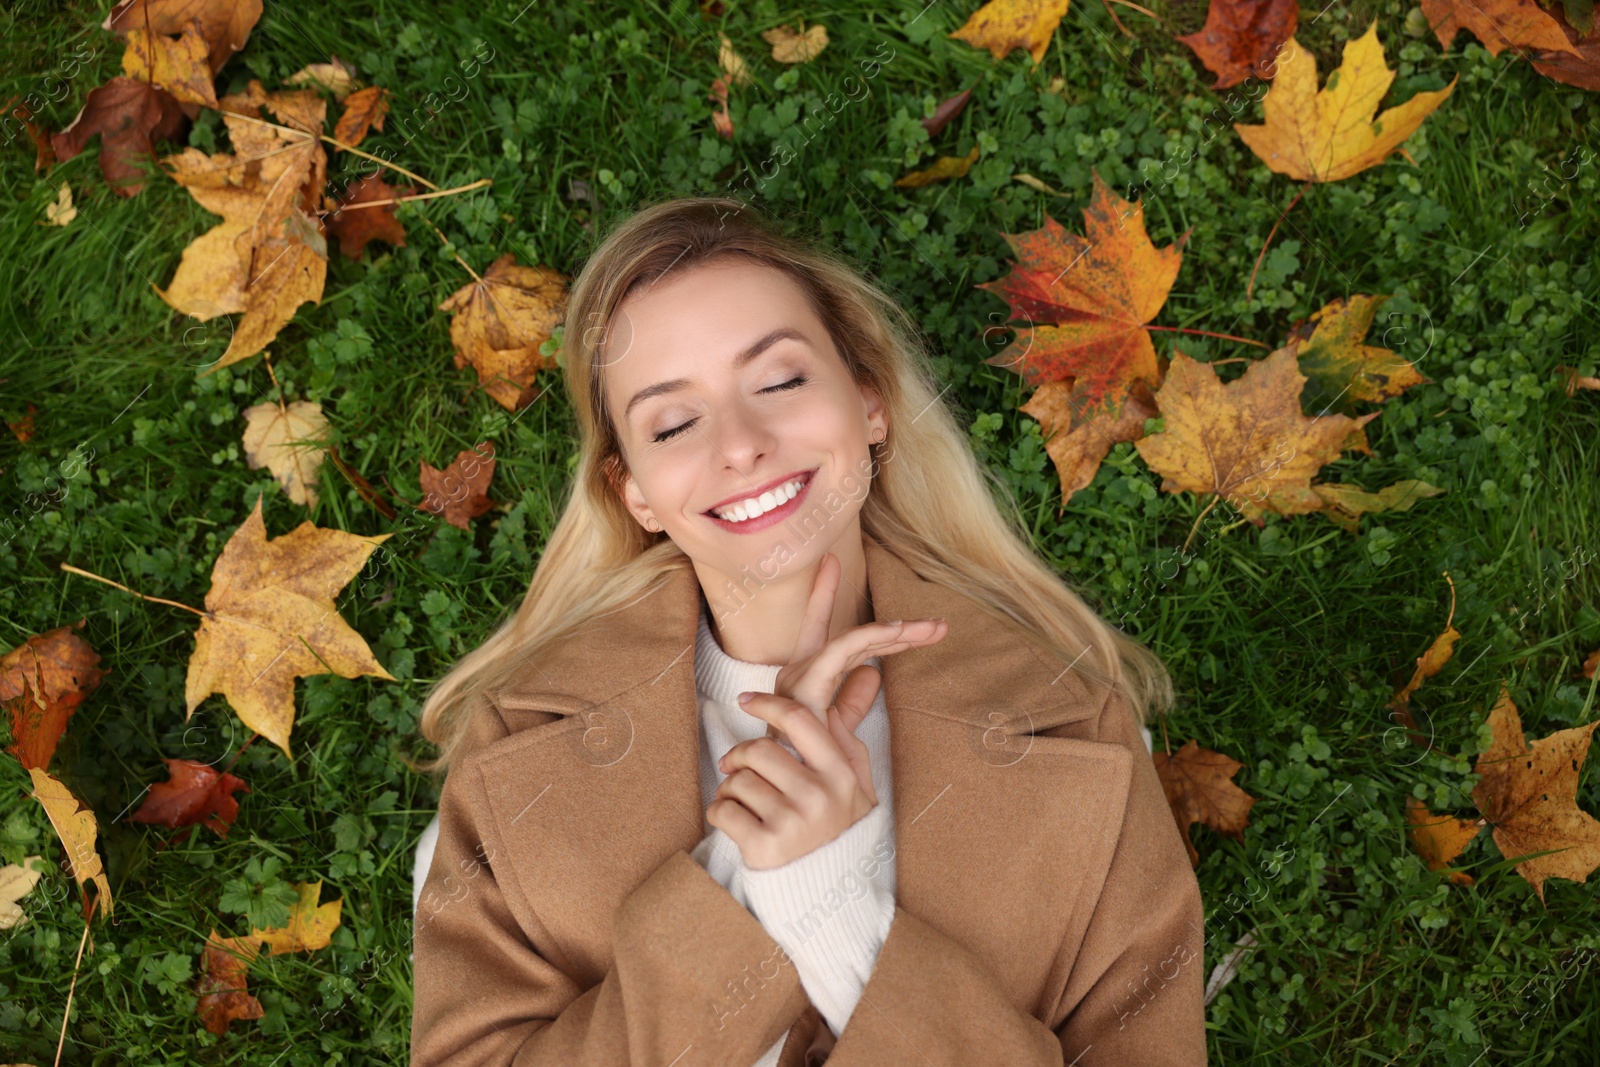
[{"xmin": 622, "ymin": 327, "xmax": 811, "ymax": 421}]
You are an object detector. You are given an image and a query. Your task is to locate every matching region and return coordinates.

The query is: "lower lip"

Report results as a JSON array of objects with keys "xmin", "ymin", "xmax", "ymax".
[{"xmin": 705, "ymin": 471, "xmax": 816, "ymax": 534}]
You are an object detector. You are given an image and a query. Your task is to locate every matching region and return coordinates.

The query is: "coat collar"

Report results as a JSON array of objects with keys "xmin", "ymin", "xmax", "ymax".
[{"xmin": 476, "ymin": 534, "xmax": 1134, "ymax": 1030}]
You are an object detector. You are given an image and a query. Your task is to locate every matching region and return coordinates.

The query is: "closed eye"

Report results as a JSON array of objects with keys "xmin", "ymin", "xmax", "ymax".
[{"xmin": 651, "ymin": 376, "xmax": 810, "ymax": 443}]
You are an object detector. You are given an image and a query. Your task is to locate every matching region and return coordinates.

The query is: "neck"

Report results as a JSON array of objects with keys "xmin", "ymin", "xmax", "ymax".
[{"xmin": 696, "ymin": 526, "xmax": 873, "ymax": 666}]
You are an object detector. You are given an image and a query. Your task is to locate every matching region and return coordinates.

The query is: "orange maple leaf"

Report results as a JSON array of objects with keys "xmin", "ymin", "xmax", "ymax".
[{"xmin": 981, "ymin": 169, "xmax": 1188, "ymax": 430}]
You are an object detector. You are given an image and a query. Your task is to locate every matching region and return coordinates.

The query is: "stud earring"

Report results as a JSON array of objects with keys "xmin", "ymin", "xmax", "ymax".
[
  {"xmin": 871, "ymin": 427, "xmax": 887, "ymax": 445},
  {"xmin": 645, "ymin": 518, "xmax": 660, "ymax": 532}
]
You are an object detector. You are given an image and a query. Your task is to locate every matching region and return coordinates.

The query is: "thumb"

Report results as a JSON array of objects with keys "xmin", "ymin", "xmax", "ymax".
[{"xmin": 832, "ymin": 664, "xmax": 882, "ymax": 735}]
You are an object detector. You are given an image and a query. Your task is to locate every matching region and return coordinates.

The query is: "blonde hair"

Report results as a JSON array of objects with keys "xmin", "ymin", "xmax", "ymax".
[{"xmin": 417, "ymin": 195, "xmax": 1173, "ymax": 773}]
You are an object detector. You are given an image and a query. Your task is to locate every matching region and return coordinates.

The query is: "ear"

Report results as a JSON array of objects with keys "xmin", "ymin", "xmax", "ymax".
[
  {"xmin": 618, "ymin": 466, "xmax": 659, "ymax": 531},
  {"xmin": 858, "ymin": 381, "xmax": 888, "ymax": 442}
]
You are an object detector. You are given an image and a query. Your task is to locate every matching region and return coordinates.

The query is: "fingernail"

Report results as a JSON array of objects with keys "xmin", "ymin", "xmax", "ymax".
[{"xmin": 737, "ymin": 692, "xmax": 752, "ymax": 705}]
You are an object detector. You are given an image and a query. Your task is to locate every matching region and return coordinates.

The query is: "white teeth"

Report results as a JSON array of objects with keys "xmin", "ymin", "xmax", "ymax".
[{"xmin": 713, "ymin": 475, "xmax": 807, "ymax": 523}]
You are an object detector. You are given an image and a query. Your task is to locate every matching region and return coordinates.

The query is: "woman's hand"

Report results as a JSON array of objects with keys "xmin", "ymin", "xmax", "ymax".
[
  {"xmin": 708, "ymin": 685, "xmax": 881, "ymax": 870},
  {"xmin": 773, "ymin": 549, "xmax": 947, "ymax": 729},
  {"xmin": 705, "ymin": 550, "xmax": 949, "ymax": 870}
]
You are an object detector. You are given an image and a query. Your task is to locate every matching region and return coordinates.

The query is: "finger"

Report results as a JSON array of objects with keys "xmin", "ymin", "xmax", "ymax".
[
  {"xmin": 833, "ymin": 663, "xmax": 882, "ymax": 735},
  {"xmin": 827, "ymin": 705, "xmax": 877, "ymax": 806},
  {"xmin": 721, "ymin": 735, "xmax": 811, "ymax": 796},
  {"xmin": 707, "ymin": 795, "xmax": 762, "ymax": 843},
  {"xmin": 712, "ymin": 766, "xmax": 788, "ymax": 824},
  {"xmin": 793, "ymin": 551, "xmax": 841, "ymax": 664},
  {"xmin": 821, "ymin": 619, "xmax": 948, "ymax": 696},
  {"xmin": 737, "ymin": 692, "xmax": 852, "ymax": 783}
]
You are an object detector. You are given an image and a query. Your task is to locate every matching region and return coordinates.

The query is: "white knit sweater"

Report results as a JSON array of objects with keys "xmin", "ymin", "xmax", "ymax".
[{"xmin": 690, "ymin": 605, "xmax": 898, "ymax": 1063}]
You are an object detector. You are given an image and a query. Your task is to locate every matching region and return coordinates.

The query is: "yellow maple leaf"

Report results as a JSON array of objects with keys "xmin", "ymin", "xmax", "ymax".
[
  {"xmin": 121, "ymin": 25, "xmax": 218, "ymax": 108},
  {"xmin": 949, "ymin": 0, "xmax": 1070, "ymax": 65},
  {"xmin": 29, "ymin": 768, "xmax": 112, "ymax": 922},
  {"xmin": 438, "ymin": 254, "xmax": 569, "ymax": 412},
  {"xmin": 1234, "ymin": 20, "xmax": 1458, "ymax": 183},
  {"xmin": 185, "ymin": 496, "xmax": 394, "ymax": 755},
  {"xmin": 1134, "ymin": 347, "xmax": 1378, "ymax": 523},
  {"xmin": 251, "ymin": 880, "xmax": 343, "ymax": 954}
]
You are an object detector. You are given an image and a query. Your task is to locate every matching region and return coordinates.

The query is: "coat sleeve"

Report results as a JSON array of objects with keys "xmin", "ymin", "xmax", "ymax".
[
  {"xmin": 816, "ymin": 687, "xmax": 1208, "ymax": 1066},
  {"xmin": 410, "ymin": 697, "xmax": 813, "ymax": 1067}
]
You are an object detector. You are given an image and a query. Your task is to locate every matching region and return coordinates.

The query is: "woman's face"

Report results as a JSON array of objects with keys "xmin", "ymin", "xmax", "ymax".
[{"xmin": 601, "ymin": 258, "xmax": 887, "ymax": 583}]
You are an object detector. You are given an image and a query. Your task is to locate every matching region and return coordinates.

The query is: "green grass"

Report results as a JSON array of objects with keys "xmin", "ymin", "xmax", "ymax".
[{"xmin": 2, "ymin": 0, "xmax": 1598, "ymax": 1062}]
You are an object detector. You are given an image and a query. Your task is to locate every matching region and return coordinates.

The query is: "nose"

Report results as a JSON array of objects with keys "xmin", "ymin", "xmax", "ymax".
[{"xmin": 710, "ymin": 400, "xmax": 776, "ymax": 469}]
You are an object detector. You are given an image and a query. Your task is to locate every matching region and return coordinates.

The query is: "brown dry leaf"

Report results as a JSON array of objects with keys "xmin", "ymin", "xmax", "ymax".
[
  {"xmin": 1529, "ymin": 14, "xmax": 1600, "ymax": 90},
  {"xmin": 1390, "ymin": 601, "xmax": 1459, "ymax": 710},
  {"xmin": 121, "ymin": 24, "xmax": 218, "ymax": 108},
  {"xmin": 719, "ymin": 33, "xmax": 754, "ymax": 87},
  {"xmin": 1285, "ymin": 294, "xmax": 1431, "ymax": 414},
  {"xmin": 156, "ymin": 81, "xmax": 330, "ymax": 369},
  {"xmin": 437, "ymin": 254, "xmax": 569, "ymax": 412},
  {"xmin": 1311, "ymin": 478, "xmax": 1446, "ymax": 534},
  {"xmin": 1471, "ymin": 685, "xmax": 1600, "ymax": 905},
  {"xmin": 707, "ymin": 75, "xmax": 735, "ymax": 139},
  {"xmin": 1555, "ymin": 364, "xmax": 1600, "ymax": 394},
  {"xmin": 285, "ymin": 56, "xmax": 361, "ymax": 99},
  {"xmin": 1234, "ymin": 20, "xmax": 1458, "ymax": 182},
  {"xmin": 7, "ymin": 402, "xmax": 38, "ymax": 442},
  {"xmin": 762, "ymin": 21, "xmax": 829, "ymax": 63},
  {"xmin": 894, "ymin": 145, "xmax": 981, "ymax": 188},
  {"xmin": 196, "ymin": 930, "xmax": 265, "ymax": 1035},
  {"xmin": 1177, "ymin": 0, "xmax": 1299, "ymax": 89},
  {"xmin": 184, "ymin": 495, "xmax": 395, "ymax": 755},
  {"xmin": 332, "ymin": 86, "xmax": 389, "ymax": 150},
  {"xmin": 103, "ymin": 0, "xmax": 264, "ymax": 76},
  {"xmin": 1, "ymin": 623, "xmax": 109, "ymax": 772},
  {"xmin": 0, "ymin": 857, "xmax": 46, "ymax": 930},
  {"xmin": 1134, "ymin": 347, "xmax": 1379, "ymax": 523},
  {"xmin": 1404, "ymin": 795, "xmax": 1483, "ymax": 885},
  {"xmin": 241, "ymin": 398, "xmax": 330, "ymax": 507},
  {"xmin": 949, "ymin": 0, "xmax": 1070, "ymax": 65},
  {"xmin": 129, "ymin": 758, "xmax": 251, "ymax": 838},
  {"xmin": 1421, "ymin": 0, "xmax": 1579, "ymax": 58},
  {"xmin": 4, "ymin": 93, "xmax": 59, "ymax": 172},
  {"xmin": 50, "ymin": 76, "xmax": 189, "ymax": 197},
  {"xmin": 326, "ymin": 445, "xmax": 396, "ymax": 519},
  {"xmin": 1151, "ymin": 739, "xmax": 1257, "ymax": 867},
  {"xmin": 1023, "ymin": 377, "xmax": 1158, "ymax": 510},
  {"xmin": 28, "ymin": 768, "xmax": 112, "ymax": 922},
  {"xmin": 251, "ymin": 880, "xmax": 343, "ymax": 954},
  {"xmin": 923, "ymin": 88, "xmax": 974, "ymax": 136},
  {"xmin": 419, "ymin": 445, "xmax": 497, "ymax": 531},
  {"xmin": 325, "ymin": 174, "xmax": 415, "ymax": 260},
  {"xmin": 1585, "ymin": 646, "xmax": 1599, "ymax": 678}
]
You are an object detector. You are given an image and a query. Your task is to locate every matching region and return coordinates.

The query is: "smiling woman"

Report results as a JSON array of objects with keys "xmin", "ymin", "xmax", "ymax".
[{"xmin": 408, "ymin": 196, "xmax": 1201, "ymax": 1067}]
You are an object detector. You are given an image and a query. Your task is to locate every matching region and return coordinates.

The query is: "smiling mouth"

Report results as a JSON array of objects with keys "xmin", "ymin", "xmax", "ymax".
[{"xmin": 705, "ymin": 470, "xmax": 815, "ymax": 524}]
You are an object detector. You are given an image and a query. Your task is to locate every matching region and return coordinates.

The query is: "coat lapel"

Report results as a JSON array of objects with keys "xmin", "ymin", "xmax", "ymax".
[{"xmin": 479, "ymin": 535, "xmax": 1134, "ymax": 1025}]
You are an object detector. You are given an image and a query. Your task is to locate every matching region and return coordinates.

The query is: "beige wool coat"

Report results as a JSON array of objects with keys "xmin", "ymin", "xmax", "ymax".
[{"xmin": 411, "ymin": 535, "xmax": 1208, "ymax": 1066}]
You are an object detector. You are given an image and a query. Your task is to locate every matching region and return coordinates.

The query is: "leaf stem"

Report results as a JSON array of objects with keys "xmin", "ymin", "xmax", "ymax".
[
  {"xmin": 1247, "ymin": 179, "xmax": 1312, "ymax": 301},
  {"xmin": 219, "ymin": 109, "xmax": 440, "ymax": 190},
  {"xmin": 332, "ymin": 178, "xmax": 493, "ymax": 212},
  {"xmin": 1145, "ymin": 324, "xmax": 1271, "ymax": 349},
  {"xmin": 57, "ymin": 563, "xmax": 206, "ymax": 616}
]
